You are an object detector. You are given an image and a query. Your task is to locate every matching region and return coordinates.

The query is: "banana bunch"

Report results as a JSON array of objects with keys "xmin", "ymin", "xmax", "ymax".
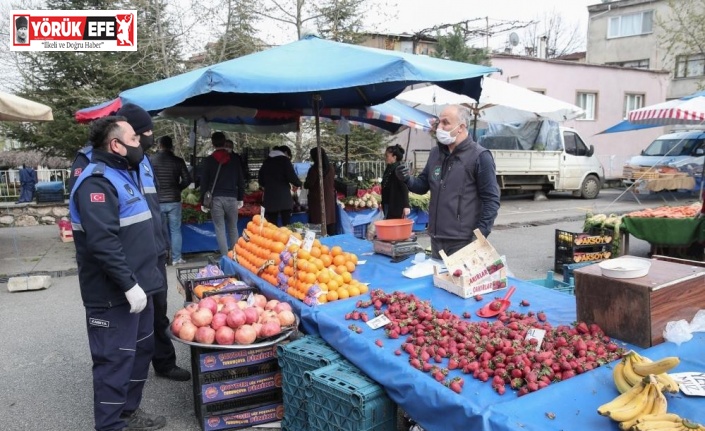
[
  {"xmin": 598, "ymin": 375, "xmax": 667, "ymax": 424},
  {"xmin": 627, "ymin": 413, "xmax": 705, "ymax": 431},
  {"xmin": 614, "ymin": 352, "xmax": 680, "ymax": 394}
]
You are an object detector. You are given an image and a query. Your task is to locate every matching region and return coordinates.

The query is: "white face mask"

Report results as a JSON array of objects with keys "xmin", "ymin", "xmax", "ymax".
[{"xmin": 436, "ymin": 124, "xmax": 460, "ymax": 145}]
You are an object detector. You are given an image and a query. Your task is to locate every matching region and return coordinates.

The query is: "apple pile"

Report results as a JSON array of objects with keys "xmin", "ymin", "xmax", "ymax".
[{"xmin": 171, "ymin": 293, "xmax": 296, "ymax": 345}]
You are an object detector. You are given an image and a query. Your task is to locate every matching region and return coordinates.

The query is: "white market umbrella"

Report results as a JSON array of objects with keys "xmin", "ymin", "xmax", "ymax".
[
  {"xmin": 627, "ymin": 91, "xmax": 705, "ymax": 126},
  {"xmin": 397, "ymin": 78, "xmax": 584, "ymax": 124},
  {"xmin": 0, "ymin": 91, "xmax": 53, "ymax": 122}
]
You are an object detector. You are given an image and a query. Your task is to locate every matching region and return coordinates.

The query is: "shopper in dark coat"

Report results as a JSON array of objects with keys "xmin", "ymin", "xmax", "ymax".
[
  {"xmin": 258, "ymin": 145, "xmax": 302, "ymax": 226},
  {"xmin": 381, "ymin": 145, "xmax": 410, "ymax": 219},
  {"xmin": 17, "ymin": 164, "xmax": 38, "ymax": 203},
  {"xmin": 304, "ymin": 147, "xmax": 337, "ymax": 235}
]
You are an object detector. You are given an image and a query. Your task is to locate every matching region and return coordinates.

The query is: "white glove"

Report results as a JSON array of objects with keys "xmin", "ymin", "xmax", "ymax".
[
  {"xmin": 403, "ymin": 207, "xmax": 411, "ymax": 217},
  {"xmin": 125, "ymin": 284, "xmax": 147, "ymax": 313},
  {"xmin": 238, "ymin": 201, "xmax": 244, "ymax": 209},
  {"xmin": 201, "ymin": 206, "xmax": 210, "ymax": 213}
]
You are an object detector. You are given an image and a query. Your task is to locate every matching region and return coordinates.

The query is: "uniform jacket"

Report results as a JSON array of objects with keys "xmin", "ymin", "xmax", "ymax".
[
  {"xmin": 258, "ymin": 151, "xmax": 302, "ymax": 212},
  {"xmin": 381, "ymin": 162, "xmax": 410, "ymax": 219},
  {"xmin": 69, "ymin": 150, "xmax": 164, "ymax": 308},
  {"xmin": 150, "ymin": 149, "xmax": 192, "ymax": 203},
  {"xmin": 407, "ymin": 137, "xmax": 500, "ymax": 241},
  {"xmin": 199, "ymin": 149, "xmax": 246, "ymax": 201},
  {"xmin": 70, "ymin": 146, "xmax": 168, "ymax": 256}
]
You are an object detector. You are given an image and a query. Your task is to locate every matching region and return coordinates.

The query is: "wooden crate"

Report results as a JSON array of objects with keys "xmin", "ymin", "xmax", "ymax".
[{"xmin": 575, "ymin": 258, "xmax": 705, "ymax": 348}]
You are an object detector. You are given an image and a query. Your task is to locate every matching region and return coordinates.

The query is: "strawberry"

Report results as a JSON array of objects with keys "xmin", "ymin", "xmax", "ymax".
[
  {"xmin": 474, "ymin": 294, "xmax": 484, "ymax": 301},
  {"xmin": 462, "ymin": 311, "xmax": 471, "ymax": 319},
  {"xmin": 520, "ymin": 299, "xmax": 530, "ymax": 306},
  {"xmin": 453, "ymin": 269, "xmax": 463, "ymax": 277},
  {"xmin": 352, "ymin": 310, "xmax": 360, "ymax": 320},
  {"xmin": 394, "ymin": 349, "xmax": 402, "ymax": 356},
  {"xmin": 489, "ymin": 301, "xmax": 502, "ymax": 311},
  {"xmin": 375, "ymin": 339, "xmax": 383, "ymax": 347},
  {"xmin": 537, "ymin": 311, "xmax": 547, "ymax": 322},
  {"xmin": 449, "ymin": 380, "xmax": 463, "ymax": 394}
]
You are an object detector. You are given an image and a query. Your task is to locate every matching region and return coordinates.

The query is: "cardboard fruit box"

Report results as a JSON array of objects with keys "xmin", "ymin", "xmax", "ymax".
[{"xmin": 433, "ymin": 229, "xmax": 508, "ymax": 298}]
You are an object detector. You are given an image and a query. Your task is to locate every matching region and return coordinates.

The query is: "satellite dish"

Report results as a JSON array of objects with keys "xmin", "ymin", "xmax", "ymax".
[{"xmin": 509, "ymin": 32, "xmax": 520, "ymax": 47}]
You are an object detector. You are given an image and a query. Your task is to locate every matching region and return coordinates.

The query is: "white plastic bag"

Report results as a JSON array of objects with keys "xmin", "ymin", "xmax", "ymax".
[
  {"xmin": 689, "ymin": 309, "xmax": 705, "ymax": 333},
  {"xmin": 663, "ymin": 319, "xmax": 693, "ymax": 345}
]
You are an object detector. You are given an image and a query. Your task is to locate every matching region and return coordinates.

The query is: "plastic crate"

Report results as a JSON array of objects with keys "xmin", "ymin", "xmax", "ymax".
[
  {"xmin": 36, "ymin": 190, "xmax": 65, "ymax": 203},
  {"xmin": 353, "ymin": 223, "xmax": 368, "ymax": 239},
  {"xmin": 554, "ymin": 229, "xmax": 613, "ymax": 273},
  {"xmin": 528, "ymin": 271, "xmax": 574, "ymax": 295},
  {"xmin": 176, "ymin": 264, "xmax": 254, "ymax": 302},
  {"xmin": 277, "ymin": 336, "xmax": 346, "ymax": 431},
  {"xmin": 562, "ymin": 261, "xmax": 599, "ymax": 284},
  {"xmin": 304, "ymin": 363, "xmax": 396, "ymax": 431}
]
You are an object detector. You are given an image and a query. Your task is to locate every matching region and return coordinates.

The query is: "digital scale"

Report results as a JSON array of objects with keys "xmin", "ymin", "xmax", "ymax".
[{"xmin": 372, "ymin": 236, "xmax": 424, "ymax": 261}]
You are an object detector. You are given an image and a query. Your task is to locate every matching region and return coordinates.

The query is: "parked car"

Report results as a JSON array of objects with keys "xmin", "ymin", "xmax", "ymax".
[{"xmin": 626, "ymin": 130, "xmax": 705, "ymax": 168}]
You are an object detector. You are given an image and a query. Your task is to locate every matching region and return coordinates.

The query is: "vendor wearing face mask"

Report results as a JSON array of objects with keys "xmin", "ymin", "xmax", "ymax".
[{"xmin": 395, "ymin": 104, "xmax": 500, "ymax": 259}]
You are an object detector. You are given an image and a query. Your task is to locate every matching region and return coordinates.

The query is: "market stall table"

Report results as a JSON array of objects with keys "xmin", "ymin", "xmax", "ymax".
[{"xmin": 220, "ymin": 235, "xmax": 705, "ymax": 431}]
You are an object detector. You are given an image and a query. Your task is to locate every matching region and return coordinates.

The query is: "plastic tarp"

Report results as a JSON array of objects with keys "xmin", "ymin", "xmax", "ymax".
[
  {"xmin": 218, "ymin": 235, "xmax": 705, "ymax": 431},
  {"xmin": 622, "ymin": 216, "xmax": 705, "ymax": 246},
  {"xmin": 596, "ymin": 119, "xmax": 662, "ymax": 134},
  {"xmin": 482, "ymin": 120, "xmax": 562, "ymax": 151}
]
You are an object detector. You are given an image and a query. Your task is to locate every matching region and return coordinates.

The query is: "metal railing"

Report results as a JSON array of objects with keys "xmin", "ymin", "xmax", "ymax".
[
  {"xmin": 337, "ymin": 160, "xmax": 413, "ymax": 180},
  {"xmin": 0, "ymin": 169, "xmax": 71, "ymax": 200}
]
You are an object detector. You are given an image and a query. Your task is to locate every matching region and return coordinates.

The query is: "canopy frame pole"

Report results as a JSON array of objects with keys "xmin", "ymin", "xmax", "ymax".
[{"xmin": 313, "ymin": 94, "xmax": 327, "ymax": 236}]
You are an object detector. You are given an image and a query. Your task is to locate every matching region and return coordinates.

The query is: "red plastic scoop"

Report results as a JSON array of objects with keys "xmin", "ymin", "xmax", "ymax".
[{"xmin": 476, "ymin": 286, "xmax": 516, "ymax": 318}]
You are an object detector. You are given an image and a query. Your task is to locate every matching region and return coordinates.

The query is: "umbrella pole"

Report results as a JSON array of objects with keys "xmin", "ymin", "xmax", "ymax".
[
  {"xmin": 344, "ymin": 135, "xmax": 349, "ymax": 177},
  {"xmin": 313, "ymin": 95, "xmax": 327, "ymax": 236},
  {"xmin": 191, "ymin": 120, "xmax": 198, "ymax": 167},
  {"xmin": 472, "ymin": 107, "xmax": 478, "ymax": 141}
]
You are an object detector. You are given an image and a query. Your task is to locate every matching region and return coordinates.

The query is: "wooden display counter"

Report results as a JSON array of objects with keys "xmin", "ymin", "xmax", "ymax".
[{"xmin": 575, "ymin": 257, "xmax": 705, "ymax": 348}]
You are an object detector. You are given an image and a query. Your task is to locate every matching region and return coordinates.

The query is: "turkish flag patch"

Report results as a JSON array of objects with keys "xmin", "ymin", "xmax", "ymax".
[
  {"xmin": 90, "ymin": 193, "xmax": 105, "ymax": 203},
  {"xmin": 73, "ymin": 168, "xmax": 82, "ymax": 176}
]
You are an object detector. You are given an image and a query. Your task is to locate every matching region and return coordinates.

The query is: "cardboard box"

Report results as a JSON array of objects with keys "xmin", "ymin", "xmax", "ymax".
[
  {"xmin": 203, "ymin": 402, "xmax": 284, "ymax": 431},
  {"xmin": 198, "ymin": 345, "xmax": 279, "ymax": 372},
  {"xmin": 575, "ymin": 257, "xmax": 705, "ymax": 347},
  {"xmin": 433, "ymin": 229, "xmax": 508, "ymax": 298},
  {"xmin": 202, "ymin": 371, "xmax": 282, "ymax": 403}
]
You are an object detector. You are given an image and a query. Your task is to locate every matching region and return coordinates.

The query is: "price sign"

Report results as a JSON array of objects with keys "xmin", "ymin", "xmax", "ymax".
[
  {"xmin": 259, "ymin": 206, "xmax": 265, "ymax": 227},
  {"xmin": 670, "ymin": 372, "xmax": 705, "ymax": 396},
  {"xmin": 525, "ymin": 328, "xmax": 546, "ymax": 351},
  {"xmin": 366, "ymin": 314, "xmax": 391, "ymax": 329},
  {"xmin": 302, "ymin": 230, "xmax": 316, "ymax": 252},
  {"xmin": 286, "ymin": 235, "xmax": 302, "ymax": 248}
]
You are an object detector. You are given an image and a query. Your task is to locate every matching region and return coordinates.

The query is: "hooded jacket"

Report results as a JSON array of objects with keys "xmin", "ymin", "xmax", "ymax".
[
  {"xmin": 407, "ymin": 137, "xmax": 500, "ymax": 240},
  {"xmin": 199, "ymin": 148, "xmax": 246, "ymax": 201},
  {"xmin": 151, "ymin": 149, "xmax": 192, "ymax": 203}
]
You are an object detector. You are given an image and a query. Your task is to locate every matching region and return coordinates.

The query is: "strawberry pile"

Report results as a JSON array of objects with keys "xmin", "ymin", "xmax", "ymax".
[{"xmin": 352, "ymin": 289, "xmax": 625, "ymax": 396}]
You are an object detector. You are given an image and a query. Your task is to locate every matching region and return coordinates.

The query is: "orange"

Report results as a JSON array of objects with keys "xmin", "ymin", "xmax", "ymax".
[
  {"xmin": 331, "ymin": 245, "xmax": 343, "ymax": 257},
  {"xmin": 305, "ymin": 272, "xmax": 317, "ymax": 284},
  {"xmin": 327, "ymin": 279, "xmax": 339, "ymax": 291},
  {"xmin": 252, "ymin": 214, "xmax": 262, "ymax": 224},
  {"xmin": 313, "ymin": 239, "xmax": 322, "ymax": 248},
  {"xmin": 337, "ymin": 288, "xmax": 349, "ymax": 300},
  {"xmin": 298, "ymin": 249, "xmax": 311, "ymax": 260},
  {"xmin": 297, "ymin": 260, "xmax": 310, "ymax": 272},
  {"xmin": 320, "ymin": 245, "xmax": 330, "ymax": 255},
  {"xmin": 317, "ymin": 282, "xmax": 328, "ymax": 292},
  {"xmin": 288, "ymin": 244, "xmax": 300, "ymax": 254},
  {"xmin": 312, "ymin": 258, "xmax": 325, "ymax": 271},
  {"xmin": 310, "ymin": 246, "xmax": 321, "ymax": 258},
  {"xmin": 320, "ymin": 254, "xmax": 333, "ymax": 267},
  {"xmin": 317, "ymin": 271, "xmax": 330, "ymax": 284},
  {"xmin": 287, "ymin": 287, "xmax": 296, "ymax": 297},
  {"xmin": 332, "ymin": 254, "xmax": 346, "ymax": 267},
  {"xmin": 284, "ymin": 266, "xmax": 294, "ymax": 276},
  {"xmin": 347, "ymin": 253, "xmax": 358, "ymax": 265},
  {"xmin": 358, "ymin": 283, "xmax": 369, "ymax": 294},
  {"xmin": 333, "ymin": 274, "xmax": 344, "ymax": 286},
  {"xmin": 287, "ymin": 277, "xmax": 297, "ymax": 288},
  {"xmin": 348, "ymin": 285, "xmax": 360, "ymax": 297},
  {"xmin": 317, "ymin": 294, "xmax": 328, "ymax": 304},
  {"xmin": 326, "ymin": 290, "xmax": 339, "ymax": 302},
  {"xmin": 272, "ymin": 242, "xmax": 285, "ymax": 253},
  {"xmin": 292, "ymin": 232, "xmax": 303, "ymax": 241},
  {"xmin": 335, "ymin": 265, "xmax": 347, "ymax": 275},
  {"xmin": 297, "ymin": 271, "xmax": 308, "ymax": 282},
  {"xmin": 341, "ymin": 271, "xmax": 352, "ymax": 284},
  {"xmin": 345, "ymin": 261, "xmax": 356, "ymax": 273},
  {"xmin": 277, "ymin": 232, "xmax": 289, "ymax": 244}
]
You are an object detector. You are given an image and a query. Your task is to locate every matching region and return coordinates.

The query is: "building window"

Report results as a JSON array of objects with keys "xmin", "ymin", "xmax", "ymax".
[
  {"xmin": 623, "ymin": 93, "xmax": 645, "ymax": 118},
  {"xmin": 675, "ymin": 54, "xmax": 705, "ymax": 78},
  {"xmin": 606, "ymin": 59, "xmax": 650, "ymax": 69},
  {"xmin": 576, "ymin": 92, "xmax": 597, "ymax": 120},
  {"xmin": 608, "ymin": 11, "xmax": 653, "ymax": 38}
]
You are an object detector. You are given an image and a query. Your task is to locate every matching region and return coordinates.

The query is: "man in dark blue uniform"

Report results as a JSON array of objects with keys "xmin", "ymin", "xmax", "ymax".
[
  {"xmin": 69, "ymin": 104, "xmax": 190, "ymax": 382},
  {"xmin": 70, "ymin": 116, "xmax": 166, "ymax": 431}
]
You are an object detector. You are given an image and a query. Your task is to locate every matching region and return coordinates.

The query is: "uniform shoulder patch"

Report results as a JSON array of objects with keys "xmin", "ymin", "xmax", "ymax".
[{"xmin": 90, "ymin": 193, "xmax": 105, "ymax": 203}]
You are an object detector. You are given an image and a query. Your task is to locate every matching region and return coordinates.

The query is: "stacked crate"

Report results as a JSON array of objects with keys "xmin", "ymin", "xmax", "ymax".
[
  {"xmin": 277, "ymin": 336, "xmax": 347, "ymax": 431},
  {"xmin": 554, "ymin": 228, "xmax": 614, "ymax": 273},
  {"xmin": 191, "ymin": 344, "xmax": 284, "ymax": 431},
  {"xmin": 304, "ymin": 362, "xmax": 396, "ymax": 431}
]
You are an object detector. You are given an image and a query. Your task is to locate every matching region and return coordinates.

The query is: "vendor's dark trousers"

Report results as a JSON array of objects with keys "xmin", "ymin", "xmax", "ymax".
[
  {"xmin": 86, "ymin": 297, "xmax": 154, "ymax": 431},
  {"xmin": 152, "ymin": 254, "xmax": 177, "ymax": 373},
  {"xmin": 265, "ymin": 210, "xmax": 292, "ymax": 227},
  {"xmin": 430, "ymin": 236, "xmax": 473, "ymax": 259}
]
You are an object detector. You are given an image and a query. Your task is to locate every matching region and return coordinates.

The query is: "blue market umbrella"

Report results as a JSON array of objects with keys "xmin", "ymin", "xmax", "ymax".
[
  {"xmin": 596, "ymin": 120, "xmax": 663, "ymax": 134},
  {"xmin": 77, "ymin": 35, "xmax": 497, "ymax": 234}
]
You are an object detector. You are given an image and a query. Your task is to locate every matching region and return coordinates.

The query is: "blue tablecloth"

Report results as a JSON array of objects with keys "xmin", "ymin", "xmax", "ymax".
[
  {"xmin": 219, "ymin": 235, "xmax": 705, "ymax": 431},
  {"xmin": 338, "ymin": 207, "xmax": 429, "ymax": 234}
]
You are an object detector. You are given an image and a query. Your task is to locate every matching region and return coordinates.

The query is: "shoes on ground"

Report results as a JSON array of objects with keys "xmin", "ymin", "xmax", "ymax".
[
  {"xmin": 155, "ymin": 366, "xmax": 191, "ymax": 381},
  {"xmin": 171, "ymin": 258, "xmax": 186, "ymax": 265},
  {"xmin": 120, "ymin": 408, "xmax": 166, "ymax": 431}
]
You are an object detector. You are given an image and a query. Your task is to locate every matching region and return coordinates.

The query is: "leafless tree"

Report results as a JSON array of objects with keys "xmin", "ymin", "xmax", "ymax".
[
  {"xmin": 520, "ymin": 8, "xmax": 584, "ymax": 59},
  {"xmin": 656, "ymin": 0, "xmax": 705, "ymax": 88}
]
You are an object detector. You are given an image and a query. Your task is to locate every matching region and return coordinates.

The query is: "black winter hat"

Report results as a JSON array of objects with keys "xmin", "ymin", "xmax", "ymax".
[
  {"xmin": 16, "ymin": 16, "xmax": 28, "ymax": 29},
  {"xmin": 116, "ymin": 103, "xmax": 153, "ymax": 135}
]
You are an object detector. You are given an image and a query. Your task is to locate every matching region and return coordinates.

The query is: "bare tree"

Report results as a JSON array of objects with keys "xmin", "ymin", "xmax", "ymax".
[
  {"xmin": 656, "ymin": 0, "xmax": 705, "ymax": 88},
  {"xmin": 521, "ymin": 8, "xmax": 584, "ymax": 58}
]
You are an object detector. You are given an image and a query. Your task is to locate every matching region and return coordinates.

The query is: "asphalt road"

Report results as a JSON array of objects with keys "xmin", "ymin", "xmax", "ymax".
[{"xmin": 0, "ymin": 188, "xmax": 700, "ymax": 430}]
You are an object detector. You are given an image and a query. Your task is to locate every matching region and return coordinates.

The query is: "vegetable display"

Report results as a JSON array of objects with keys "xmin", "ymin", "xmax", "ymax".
[{"xmin": 625, "ymin": 204, "xmax": 701, "ymax": 219}]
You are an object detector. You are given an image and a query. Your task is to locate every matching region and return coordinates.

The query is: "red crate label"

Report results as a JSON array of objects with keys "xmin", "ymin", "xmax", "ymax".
[
  {"xmin": 204, "ymin": 403, "xmax": 284, "ymax": 431},
  {"xmin": 201, "ymin": 372, "xmax": 282, "ymax": 403},
  {"xmin": 199, "ymin": 345, "xmax": 278, "ymax": 372}
]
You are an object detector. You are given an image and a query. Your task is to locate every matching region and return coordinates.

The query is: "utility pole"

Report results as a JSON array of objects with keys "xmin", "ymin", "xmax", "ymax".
[{"xmin": 486, "ymin": 16, "xmax": 489, "ymax": 50}]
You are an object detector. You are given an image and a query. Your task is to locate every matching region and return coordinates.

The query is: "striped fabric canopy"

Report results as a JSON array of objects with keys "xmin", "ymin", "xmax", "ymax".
[{"xmin": 627, "ymin": 90, "xmax": 705, "ymax": 126}]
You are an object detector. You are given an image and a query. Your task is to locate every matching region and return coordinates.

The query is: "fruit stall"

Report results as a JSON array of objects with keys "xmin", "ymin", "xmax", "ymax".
[{"xmin": 172, "ymin": 218, "xmax": 705, "ymax": 431}]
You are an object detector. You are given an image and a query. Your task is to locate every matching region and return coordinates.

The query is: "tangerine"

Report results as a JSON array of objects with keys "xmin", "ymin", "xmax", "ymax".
[
  {"xmin": 320, "ymin": 245, "xmax": 330, "ymax": 255},
  {"xmin": 252, "ymin": 215, "xmax": 262, "ymax": 224},
  {"xmin": 348, "ymin": 285, "xmax": 360, "ymax": 297},
  {"xmin": 305, "ymin": 272, "xmax": 317, "ymax": 284},
  {"xmin": 345, "ymin": 261, "xmax": 356, "ymax": 273},
  {"xmin": 298, "ymin": 249, "xmax": 311, "ymax": 260},
  {"xmin": 358, "ymin": 284, "xmax": 369, "ymax": 294},
  {"xmin": 317, "ymin": 294, "xmax": 328, "ymax": 304},
  {"xmin": 320, "ymin": 254, "xmax": 333, "ymax": 267},
  {"xmin": 337, "ymin": 288, "xmax": 349, "ymax": 300},
  {"xmin": 317, "ymin": 271, "xmax": 330, "ymax": 284},
  {"xmin": 310, "ymin": 247, "xmax": 321, "ymax": 258},
  {"xmin": 326, "ymin": 290, "xmax": 339, "ymax": 302},
  {"xmin": 341, "ymin": 271, "xmax": 352, "ymax": 284},
  {"xmin": 331, "ymin": 245, "xmax": 343, "ymax": 256},
  {"xmin": 335, "ymin": 265, "xmax": 347, "ymax": 275},
  {"xmin": 332, "ymin": 254, "xmax": 346, "ymax": 266},
  {"xmin": 327, "ymin": 279, "xmax": 339, "ymax": 291}
]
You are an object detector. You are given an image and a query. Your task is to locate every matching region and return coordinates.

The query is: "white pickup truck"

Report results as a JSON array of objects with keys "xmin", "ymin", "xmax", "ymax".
[{"xmin": 413, "ymin": 127, "xmax": 604, "ymax": 199}]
